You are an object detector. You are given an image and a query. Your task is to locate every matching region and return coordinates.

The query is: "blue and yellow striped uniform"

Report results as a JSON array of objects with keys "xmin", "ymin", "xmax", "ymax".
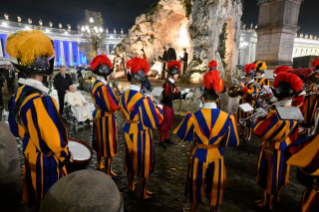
[
  {"xmin": 8, "ymin": 85, "xmax": 70, "ymax": 209},
  {"xmin": 119, "ymin": 89, "xmax": 163, "ymax": 178},
  {"xmin": 286, "ymin": 134, "xmax": 319, "ymax": 212},
  {"xmin": 89, "ymin": 80, "xmax": 119, "ymax": 167},
  {"xmin": 252, "ymin": 105, "xmax": 298, "ymax": 209},
  {"xmin": 255, "ymin": 77, "xmax": 270, "ymax": 88},
  {"xmin": 300, "ymin": 94, "xmax": 319, "ymax": 136},
  {"xmin": 174, "ymin": 107, "xmax": 239, "ymax": 211}
]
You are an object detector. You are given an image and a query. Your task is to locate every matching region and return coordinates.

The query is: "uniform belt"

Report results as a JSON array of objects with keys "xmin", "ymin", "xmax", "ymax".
[
  {"xmin": 196, "ymin": 143, "xmax": 221, "ymax": 149},
  {"xmin": 125, "ymin": 120, "xmax": 139, "ymax": 124}
]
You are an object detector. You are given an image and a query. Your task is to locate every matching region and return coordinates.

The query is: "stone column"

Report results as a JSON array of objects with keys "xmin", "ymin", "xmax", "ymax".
[
  {"xmin": 69, "ymin": 42, "xmax": 73, "ymax": 66},
  {"xmin": 0, "ymin": 41, "xmax": 3, "ymax": 57},
  {"xmin": 60, "ymin": 41, "xmax": 65, "ymax": 66},
  {"xmin": 255, "ymin": 0, "xmax": 302, "ymax": 69}
]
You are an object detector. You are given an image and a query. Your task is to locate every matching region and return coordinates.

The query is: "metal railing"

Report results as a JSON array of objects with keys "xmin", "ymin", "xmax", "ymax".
[{"xmin": 257, "ymin": 0, "xmax": 274, "ymax": 5}]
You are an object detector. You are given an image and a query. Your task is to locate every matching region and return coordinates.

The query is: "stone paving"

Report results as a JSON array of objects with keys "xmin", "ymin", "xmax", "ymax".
[{"xmin": 1, "ymin": 89, "xmax": 305, "ymax": 212}]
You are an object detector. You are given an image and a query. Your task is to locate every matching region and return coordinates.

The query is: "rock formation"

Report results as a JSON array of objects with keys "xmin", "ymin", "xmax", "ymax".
[
  {"xmin": 118, "ymin": 0, "xmax": 243, "ymax": 82},
  {"xmin": 0, "ymin": 123, "xmax": 22, "ymax": 210}
]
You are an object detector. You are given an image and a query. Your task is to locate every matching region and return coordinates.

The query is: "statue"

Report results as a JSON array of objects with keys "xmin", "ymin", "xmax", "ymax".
[
  {"xmin": 255, "ymin": 25, "xmax": 258, "ymax": 29},
  {"xmin": 295, "ymin": 33, "xmax": 297, "ymax": 37},
  {"xmin": 4, "ymin": 13, "xmax": 9, "ymax": 20},
  {"xmin": 67, "ymin": 24, "xmax": 71, "ymax": 30},
  {"xmin": 300, "ymin": 33, "xmax": 303, "ymax": 38},
  {"xmin": 121, "ymin": 28, "xmax": 124, "ymax": 34},
  {"xmin": 305, "ymin": 34, "xmax": 308, "ymax": 39},
  {"xmin": 106, "ymin": 28, "xmax": 109, "ymax": 34},
  {"xmin": 315, "ymin": 36, "xmax": 317, "ymax": 40},
  {"xmin": 243, "ymin": 24, "xmax": 246, "ymax": 30},
  {"xmin": 59, "ymin": 23, "xmax": 62, "ymax": 29},
  {"xmin": 28, "ymin": 18, "xmax": 32, "ymax": 24},
  {"xmin": 250, "ymin": 23, "xmax": 253, "ymax": 29},
  {"xmin": 310, "ymin": 35, "xmax": 313, "ymax": 40},
  {"xmin": 49, "ymin": 22, "xmax": 53, "ymax": 27},
  {"xmin": 39, "ymin": 19, "xmax": 43, "ymax": 26},
  {"xmin": 17, "ymin": 16, "xmax": 21, "ymax": 22},
  {"xmin": 77, "ymin": 25, "xmax": 80, "ymax": 30},
  {"xmin": 114, "ymin": 28, "xmax": 116, "ymax": 34}
]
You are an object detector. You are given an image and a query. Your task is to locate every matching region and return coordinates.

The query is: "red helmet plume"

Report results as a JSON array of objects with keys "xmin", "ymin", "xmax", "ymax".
[
  {"xmin": 273, "ymin": 66, "xmax": 292, "ymax": 74},
  {"xmin": 244, "ymin": 63, "xmax": 256, "ymax": 75},
  {"xmin": 130, "ymin": 57, "xmax": 149, "ymax": 75},
  {"xmin": 203, "ymin": 70, "xmax": 220, "ymax": 94},
  {"xmin": 208, "ymin": 60, "xmax": 218, "ymax": 70},
  {"xmin": 90, "ymin": 54, "xmax": 113, "ymax": 71},
  {"xmin": 311, "ymin": 58, "xmax": 319, "ymax": 69},
  {"xmin": 167, "ymin": 61, "xmax": 181, "ymax": 71},
  {"xmin": 287, "ymin": 68, "xmax": 314, "ymax": 82},
  {"xmin": 273, "ymin": 72, "xmax": 303, "ymax": 93},
  {"xmin": 126, "ymin": 59, "xmax": 133, "ymax": 70}
]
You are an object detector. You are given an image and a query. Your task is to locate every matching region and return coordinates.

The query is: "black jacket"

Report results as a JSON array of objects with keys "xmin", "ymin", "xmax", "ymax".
[
  {"xmin": 167, "ymin": 48, "xmax": 177, "ymax": 61},
  {"xmin": 181, "ymin": 53, "xmax": 188, "ymax": 63},
  {"xmin": 54, "ymin": 73, "xmax": 73, "ymax": 94},
  {"xmin": 162, "ymin": 80, "xmax": 182, "ymax": 108}
]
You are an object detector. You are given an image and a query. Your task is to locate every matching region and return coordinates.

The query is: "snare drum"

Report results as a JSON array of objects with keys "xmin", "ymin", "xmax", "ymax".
[{"xmin": 66, "ymin": 138, "xmax": 93, "ymax": 173}]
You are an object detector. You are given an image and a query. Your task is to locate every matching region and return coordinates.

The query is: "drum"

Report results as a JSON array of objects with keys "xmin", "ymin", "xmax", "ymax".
[{"xmin": 66, "ymin": 138, "xmax": 93, "ymax": 173}]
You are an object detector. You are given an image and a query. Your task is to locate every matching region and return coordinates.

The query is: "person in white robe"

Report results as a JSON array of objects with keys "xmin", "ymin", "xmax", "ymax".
[{"xmin": 65, "ymin": 85, "xmax": 92, "ymax": 122}]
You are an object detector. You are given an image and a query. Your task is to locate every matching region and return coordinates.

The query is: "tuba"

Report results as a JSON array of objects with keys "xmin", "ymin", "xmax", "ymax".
[{"xmin": 228, "ymin": 78, "xmax": 242, "ymax": 98}]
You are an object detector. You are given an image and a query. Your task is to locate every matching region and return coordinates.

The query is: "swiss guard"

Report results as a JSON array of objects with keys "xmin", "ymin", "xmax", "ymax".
[
  {"xmin": 174, "ymin": 70, "xmax": 239, "ymax": 212},
  {"xmin": 89, "ymin": 55, "xmax": 119, "ymax": 178},
  {"xmin": 207, "ymin": 60, "xmax": 226, "ymax": 109},
  {"xmin": 286, "ymin": 134, "xmax": 319, "ymax": 212},
  {"xmin": 236, "ymin": 63, "xmax": 259, "ymax": 142},
  {"xmin": 158, "ymin": 61, "xmax": 186, "ymax": 148},
  {"xmin": 119, "ymin": 57, "xmax": 163, "ymax": 199},
  {"xmin": 255, "ymin": 61, "xmax": 269, "ymax": 88},
  {"xmin": 252, "ymin": 72, "xmax": 302, "ymax": 211},
  {"xmin": 7, "ymin": 30, "xmax": 71, "ymax": 211}
]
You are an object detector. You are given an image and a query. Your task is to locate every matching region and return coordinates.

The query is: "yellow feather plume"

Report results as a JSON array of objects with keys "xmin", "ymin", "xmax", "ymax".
[
  {"xmin": 6, "ymin": 30, "xmax": 54, "ymax": 66},
  {"xmin": 256, "ymin": 61, "xmax": 267, "ymax": 71}
]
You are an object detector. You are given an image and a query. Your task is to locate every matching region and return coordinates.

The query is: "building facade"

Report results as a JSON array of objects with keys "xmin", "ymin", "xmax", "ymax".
[
  {"xmin": 239, "ymin": 26, "xmax": 319, "ymax": 66},
  {"xmin": 0, "ymin": 20, "xmax": 126, "ymax": 67}
]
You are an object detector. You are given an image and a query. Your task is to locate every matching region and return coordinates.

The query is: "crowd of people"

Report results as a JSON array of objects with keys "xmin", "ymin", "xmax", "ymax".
[{"xmin": 3, "ymin": 29, "xmax": 319, "ymax": 212}]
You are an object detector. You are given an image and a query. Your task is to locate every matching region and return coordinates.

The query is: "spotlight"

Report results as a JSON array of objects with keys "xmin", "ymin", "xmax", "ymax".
[
  {"xmin": 25, "ymin": 26, "xmax": 30, "ymax": 30},
  {"xmin": 2, "ymin": 22, "xmax": 8, "ymax": 27},
  {"xmin": 45, "ymin": 29, "xmax": 50, "ymax": 33}
]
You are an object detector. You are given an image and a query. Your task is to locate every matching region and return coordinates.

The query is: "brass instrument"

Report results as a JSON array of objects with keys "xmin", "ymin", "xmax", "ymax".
[
  {"xmin": 239, "ymin": 107, "xmax": 269, "ymax": 125},
  {"xmin": 228, "ymin": 85, "xmax": 242, "ymax": 98},
  {"xmin": 311, "ymin": 108, "xmax": 319, "ymax": 135}
]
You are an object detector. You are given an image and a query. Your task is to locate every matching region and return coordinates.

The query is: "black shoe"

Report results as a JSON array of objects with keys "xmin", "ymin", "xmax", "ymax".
[
  {"xmin": 249, "ymin": 201, "xmax": 273, "ymax": 212},
  {"xmin": 159, "ymin": 142, "xmax": 166, "ymax": 149},
  {"xmin": 112, "ymin": 175, "xmax": 121, "ymax": 180},
  {"xmin": 164, "ymin": 139, "xmax": 174, "ymax": 144},
  {"xmin": 78, "ymin": 122, "xmax": 84, "ymax": 125}
]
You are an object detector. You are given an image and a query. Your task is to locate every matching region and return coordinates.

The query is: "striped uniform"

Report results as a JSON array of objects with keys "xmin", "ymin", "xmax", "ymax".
[
  {"xmin": 89, "ymin": 80, "xmax": 119, "ymax": 171},
  {"xmin": 286, "ymin": 134, "xmax": 319, "ymax": 212},
  {"xmin": 8, "ymin": 85, "xmax": 70, "ymax": 209},
  {"xmin": 252, "ymin": 105, "xmax": 298, "ymax": 210},
  {"xmin": 236, "ymin": 80, "xmax": 259, "ymax": 140},
  {"xmin": 174, "ymin": 108, "xmax": 239, "ymax": 211},
  {"xmin": 255, "ymin": 77, "xmax": 270, "ymax": 88},
  {"xmin": 119, "ymin": 89, "xmax": 163, "ymax": 178},
  {"xmin": 199, "ymin": 78, "xmax": 226, "ymax": 109},
  {"xmin": 300, "ymin": 94, "xmax": 319, "ymax": 136}
]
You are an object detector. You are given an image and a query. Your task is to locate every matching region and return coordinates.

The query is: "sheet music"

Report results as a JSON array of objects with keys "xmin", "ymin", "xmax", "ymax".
[
  {"xmin": 276, "ymin": 107, "xmax": 304, "ymax": 121},
  {"xmin": 181, "ymin": 88, "xmax": 190, "ymax": 95},
  {"xmin": 151, "ymin": 87, "xmax": 163, "ymax": 97},
  {"xmin": 186, "ymin": 92, "xmax": 193, "ymax": 99},
  {"xmin": 239, "ymin": 103, "xmax": 254, "ymax": 112},
  {"xmin": 231, "ymin": 78, "xmax": 239, "ymax": 85}
]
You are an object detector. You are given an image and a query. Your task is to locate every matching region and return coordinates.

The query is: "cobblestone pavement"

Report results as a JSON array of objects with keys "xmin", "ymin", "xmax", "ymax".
[{"xmin": 1, "ymin": 89, "xmax": 304, "ymax": 212}]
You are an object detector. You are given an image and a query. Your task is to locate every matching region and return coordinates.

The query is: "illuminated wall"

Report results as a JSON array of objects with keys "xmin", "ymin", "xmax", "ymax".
[
  {"xmin": 0, "ymin": 34, "xmax": 9, "ymax": 57},
  {"xmin": 53, "ymin": 40, "xmax": 62, "ymax": 66},
  {"xmin": 72, "ymin": 42, "xmax": 79, "ymax": 66},
  {"xmin": 63, "ymin": 41, "xmax": 70, "ymax": 66}
]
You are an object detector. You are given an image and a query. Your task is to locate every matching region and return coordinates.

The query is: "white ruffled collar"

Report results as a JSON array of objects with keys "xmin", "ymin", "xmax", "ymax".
[
  {"xmin": 96, "ymin": 76, "xmax": 107, "ymax": 85},
  {"xmin": 255, "ymin": 74, "xmax": 265, "ymax": 79},
  {"xmin": 18, "ymin": 78, "xmax": 49, "ymax": 94},
  {"xmin": 274, "ymin": 99, "xmax": 292, "ymax": 107},
  {"xmin": 202, "ymin": 102, "xmax": 217, "ymax": 109},
  {"xmin": 168, "ymin": 78, "xmax": 175, "ymax": 84},
  {"xmin": 129, "ymin": 84, "xmax": 140, "ymax": 92}
]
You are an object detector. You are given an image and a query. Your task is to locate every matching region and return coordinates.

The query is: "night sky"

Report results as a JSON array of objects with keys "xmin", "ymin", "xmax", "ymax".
[{"xmin": 0, "ymin": 0, "xmax": 318, "ymax": 36}]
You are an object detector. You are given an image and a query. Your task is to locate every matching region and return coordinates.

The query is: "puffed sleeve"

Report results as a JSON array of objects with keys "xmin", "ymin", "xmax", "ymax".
[
  {"xmin": 222, "ymin": 114, "xmax": 240, "ymax": 147},
  {"xmin": 96, "ymin": 84, "xmax": 119, "ymax": 113},
  {"xmin": 138, "ymin": 96, "xmax": 164, "ymax": 129},
  {"xmin": 26, "ymin": 96, "xmax": 70, "ymax": 164},
  {"xmin": 252, "ymin": 110, "xmax": 298, "ymax": 142},
  {"xmin": 174, "ymin": 112, "xmax": 195, "ymax": 142}
]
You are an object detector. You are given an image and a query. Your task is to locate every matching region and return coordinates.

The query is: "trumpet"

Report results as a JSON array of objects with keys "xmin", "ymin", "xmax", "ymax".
[
  {"xmin": 239, "ymin": 107, "xmax": 270, "ymax": 125},
  {"xmin": 228, "ymin": 85, "xmax": 242, "ymax": 98}
]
